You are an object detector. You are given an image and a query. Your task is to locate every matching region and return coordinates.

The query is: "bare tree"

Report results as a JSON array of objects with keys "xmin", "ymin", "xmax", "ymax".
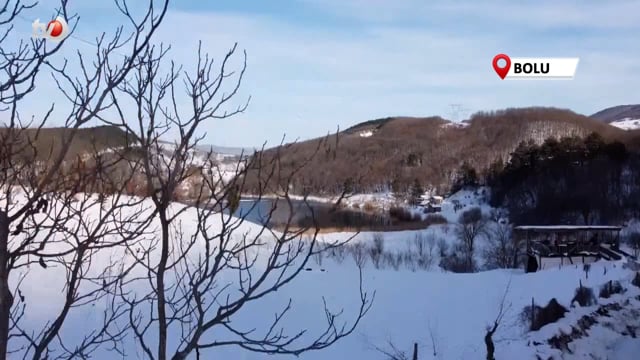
[
  {"xmin": 455, "ymin": 207, "xmax": 487, "ymax": 272},
  {"xmin": 103, "ymin": 39, "xmax": 373, "ymax": 359},
  {"xmin": 484, "ymin": 280, "xmax": 511, "ymax": 360},
  {"xmin": 413, "ymin": 232, "xmax": 437, "ymax": 270},
  {"xmin": 369, "ymin": 232, "xmax": 385, "ymax": 268},
  {"xmin": 374, "ymin": 339, "xmax": 415, "ymax": 360},
  {"xmin": 483, "ymin": 221, "xmax": 522, "ymax": 269},
  {"xmin": 9, "ymin": 157, "xmax": 154, "ymax": 359},
  {"xmin": 0, "ymin": 0, "xmax": 169, "ymax": 358}
]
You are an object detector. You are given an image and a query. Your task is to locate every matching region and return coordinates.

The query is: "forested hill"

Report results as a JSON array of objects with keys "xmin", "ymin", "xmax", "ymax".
[
  {"xmin": 485, "ymin": 133, "xmax": 640, "ymax": 225},
  {"xmin": 248, "ymin": 107, "xmax": 640, "ymax": 196}
]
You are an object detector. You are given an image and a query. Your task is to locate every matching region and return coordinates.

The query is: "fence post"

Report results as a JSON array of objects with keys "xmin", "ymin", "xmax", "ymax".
[
  {"xmin": 531, "ymin": 297, "xmax": 535, "ymax": 331},
  {"xmin": 412, "ymin": 342, "xmax": 418, "ymax": 360}
]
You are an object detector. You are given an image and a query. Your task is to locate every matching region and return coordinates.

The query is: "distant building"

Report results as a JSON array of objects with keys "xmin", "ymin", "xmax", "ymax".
[
  {"xmin": 419, "ymin": 194, "xmax": 443, "ymax": 213},
  {"xmin": 513, "ymin": 225, "xmax": 626, "ymax": 272}
]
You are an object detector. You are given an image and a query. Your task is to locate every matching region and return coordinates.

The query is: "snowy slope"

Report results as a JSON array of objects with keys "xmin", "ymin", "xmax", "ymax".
[
  {"xmin": 5, "ymin": 191, "xmax": 640, "ymax": 359},
  {"xmin": 610, "ymin": 118, "xmax": 640, "ymax": 130},
  {"xmin": 152, "ymin": 140, "xmax": 243, "ymax": 184}
]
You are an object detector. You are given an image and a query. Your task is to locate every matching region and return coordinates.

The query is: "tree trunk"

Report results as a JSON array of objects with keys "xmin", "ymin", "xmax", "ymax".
[
  {"xmin": 531, "ymin": 297, "xmax": 535, "ymax": 331},
  {"xmin": 484, "ymin": 327, "xmax": 496, "ymax": 360},
  {"xmin": 0, "ymin": 211, "xmax": 12, "ymax": 360},
  {"xmin": 157, "ymin": 210, "xmax": 170, "ymax": 360}
]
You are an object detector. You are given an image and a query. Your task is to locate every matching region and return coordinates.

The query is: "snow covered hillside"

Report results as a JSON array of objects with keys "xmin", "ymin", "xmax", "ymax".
[
  {"xmin": 610, "ymin": 118, "xmax": 640, "ymax": 130},
  {"xmin": 7, "ymin": 190, "xmax": 640, "ymax": 359}
]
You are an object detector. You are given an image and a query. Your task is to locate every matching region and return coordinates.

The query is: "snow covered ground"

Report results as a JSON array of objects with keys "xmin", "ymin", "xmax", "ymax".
[
  {"xmin": 610, "ymin": 118, "xmax": 640, "ymax": 130},
  {"xmin": 5, "ymin": 190, "xmax": 640, "ymax": 359},
  {"xmin": 341, "ymin": 188, "xmax": 493, "ymax": 223}
]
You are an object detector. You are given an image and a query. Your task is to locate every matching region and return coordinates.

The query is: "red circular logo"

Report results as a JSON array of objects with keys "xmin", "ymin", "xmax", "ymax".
[{"xmin": 47, "ymin": 19, "xmax": 64, "ymax": 37}]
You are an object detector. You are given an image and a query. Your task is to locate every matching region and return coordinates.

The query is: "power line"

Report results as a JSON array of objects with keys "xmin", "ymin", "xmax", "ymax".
[
  {"xmin": 448, "ymin": 104, "xmax": 472, "ymax": 122},
  {"xmin": 448, "ymin": 104, "xmax": 462, "ymax": 122}
]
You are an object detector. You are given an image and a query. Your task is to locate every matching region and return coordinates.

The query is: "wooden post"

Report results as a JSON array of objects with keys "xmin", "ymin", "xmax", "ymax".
[
  {"xmin": 412, "ymin": 342, "xmax": 418, "ymax": 360},
  {"xmin": 531, "ymin": 297, "xmax": 535, "ymax": 331}
]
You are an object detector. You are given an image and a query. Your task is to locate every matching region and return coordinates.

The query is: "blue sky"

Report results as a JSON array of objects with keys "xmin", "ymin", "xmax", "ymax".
[{"xmin": 8, "ymin": 0, "xmax": 640, "ymax": 147}]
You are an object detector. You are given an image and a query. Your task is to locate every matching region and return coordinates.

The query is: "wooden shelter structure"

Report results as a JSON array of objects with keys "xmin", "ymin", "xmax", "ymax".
[{"xmin": 513, "ymin": 225, "xmax": 624, "ymax": 272}]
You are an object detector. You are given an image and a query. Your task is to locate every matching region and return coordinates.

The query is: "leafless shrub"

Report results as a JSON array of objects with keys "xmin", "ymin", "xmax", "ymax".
[
  {"xmin": 373, "ymin": 340, "xmax": 414, "ymax": 360},
  {"xmin": 521, "ymin": 298, "xmax": 568, "ymax": 331},
  {"xmin": 483, "ymin": 221, "xmax": 522, "ymax": 270},
  {"xmin": 599, "ymin": 280, "xmax": 624, "ymax": 299},
  {"xmin": 350, "ymin": 242, "xmax": 368, "ymax": 267},
  {"xmin": 403, "ymin": 251, "xmax": 418, "ymax": 272},
  {"xmin": 327, "ymin": 245, "xmax": 349, "ymax": 264},
  {"xmin": 439, "ymin": 248, "xmax": 473, "ymax": 273},
  {"xmin": 437, "ymin": 237, "xmax": 449, "ymax": 258},
  {"xmin": 455, "ymin": 207, "xmax": 488, "ymax": 272},
  {"xmin": 424, "ymin": 214, "xmax": 447, "ymax": 226},
  {"xmin": 389, "ymin": 206, "xmax": 416, "ymax": 222},
  {"xmin": 369, "ymin": 233, "xmax": 385, "ymax": 269},
  {"xmin": 313, "ymin": 241, "xmax": 325, "ymax": 267},
  {"xmin": 571, "ymin": 282, "xmax": 597, "ymax": 307},
  {"xmin": 413, "ymin": 232, "xmax": 437, "ymax": 270},
  {"xmin": 383, "ymin": 252, "xmax": 403, "ymax": 271}
]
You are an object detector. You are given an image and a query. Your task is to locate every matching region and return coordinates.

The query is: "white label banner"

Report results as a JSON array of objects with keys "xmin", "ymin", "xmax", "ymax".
[{"xmin": 506, "ymin": 57, "xmax": 579, "ymax": 80}]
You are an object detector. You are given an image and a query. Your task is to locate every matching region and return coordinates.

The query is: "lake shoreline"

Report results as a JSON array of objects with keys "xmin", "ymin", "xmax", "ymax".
[
  {"xmin": 270, "ymin": 220, "xmax": 440, "ymax": 234},
  {"xmin": 188, "ymin": 195, "xmax": 437, "ymax": 234},
  {"xmin": 240, "ymin": 193, "xmax": 337, "ymax": 204}
]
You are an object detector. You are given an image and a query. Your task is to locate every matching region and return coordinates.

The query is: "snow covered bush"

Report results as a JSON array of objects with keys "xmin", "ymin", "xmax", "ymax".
[
  {"xmin": 599, "ymin": 280, "xmax": 625, "ymax": 299},
  {"xmin": 521, "ymin": 298, "xmax": 568, "ymax": 331},
  {"xmin": 439, "ymin": 247, "xmax": 474, "ymax": 273},
  {"xmin": 455, "ymin": 207, "xmax": 488, "ymax": 272},
  {"xmin": 571, "ymin": 283, "xmax": 597, "ymax": 307}
]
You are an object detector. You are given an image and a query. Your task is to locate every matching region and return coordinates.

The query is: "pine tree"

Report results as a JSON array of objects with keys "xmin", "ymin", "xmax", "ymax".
[
  {"xmin": 451, "ymin": 162, "xmax": 478, "ymax": 193},
  {"xmin": 409, "ymin": 178, "xmax": 423, "ymax": 206},
  {"xmin": 226, "ymin": 184, "xmax": 241, "ymax": 213}
]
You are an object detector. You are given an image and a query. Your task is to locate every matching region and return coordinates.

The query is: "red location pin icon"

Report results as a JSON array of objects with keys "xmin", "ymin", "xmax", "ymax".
[{"xmin": 492, "ymin": 54, "xmax": 511, "ymax": 80}]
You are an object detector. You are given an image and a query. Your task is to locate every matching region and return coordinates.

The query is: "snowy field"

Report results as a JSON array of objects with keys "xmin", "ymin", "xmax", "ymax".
[
  {"xmin": 4, "ymin": 190, "xmax": 640, "ymax": 359},
  {"xmin": 610, "ymin": 118, "xmax": 640, "ymax": 131}
]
